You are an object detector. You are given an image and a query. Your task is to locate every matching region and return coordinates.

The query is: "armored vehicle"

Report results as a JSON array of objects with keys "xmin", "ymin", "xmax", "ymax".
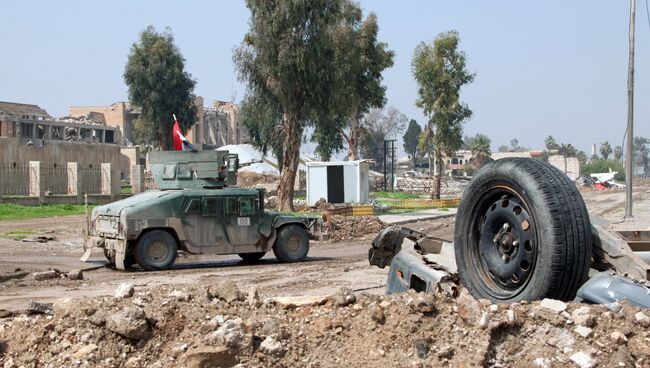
[{"xmin": 82, "ymin": 150, "xmax": 318, "ymax": 271}]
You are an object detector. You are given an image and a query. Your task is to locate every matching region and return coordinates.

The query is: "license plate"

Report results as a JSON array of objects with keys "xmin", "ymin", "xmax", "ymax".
[{"xmin": 237, "ymin": 217, "xmax": 250, "ymax": 226}]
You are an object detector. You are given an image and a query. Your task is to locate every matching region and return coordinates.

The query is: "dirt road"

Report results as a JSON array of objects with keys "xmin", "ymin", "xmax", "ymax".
[{"xmin": 0, "ymin": 213, "xmax": 454, "ymax": 311}]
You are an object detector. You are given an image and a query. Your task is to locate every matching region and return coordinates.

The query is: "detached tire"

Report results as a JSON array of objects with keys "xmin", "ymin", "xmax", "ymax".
[
  {"xmin": 454, "ymin": 158, "xmax": 592, "ymax": 302},
  {"xmin": 134, "ymin": 230, "xmax": 178, "ymax": 271},
  {"xmin": 238, "ymin": 252, "xmax": 266, "ymax": 262},
  {"xmin": 273, "ymin": 225, "xmax": 309, "ymax": 262}
]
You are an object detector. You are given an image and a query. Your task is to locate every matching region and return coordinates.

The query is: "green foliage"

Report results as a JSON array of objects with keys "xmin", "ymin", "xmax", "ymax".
[
  {"xmin": 544, "ymin": 135, "xmax": 560, "ymax": 151},
  {"xmin": 124, "ymin": 26, "xmax": 197, "ymax": 149},
  {"xmin": 582, "ymin": 159, "xmax": 625, "ymax": 182},
  {"xmin": 329, "ymin": 5, "xmax": 394, "ymax": 160},
  {"xmin": 0, "ymin": 204, "xmax": 92, "ymax": 220},
  {"xmin": 634, "ymin": 136, "xmax": 649, "ymax": 171},
  {"xmin": 360, "ymin": 107, "xmax": 407, "ymax": 171},
  {"xmin": 600, "ymin": 141, "xmax": 612, "ymax": 160},
  {"xmin": 497, "ymin": 145, "xmax": 509, "ymax": 153},
  {"xmin": 559, "ymin": 143, "xmax": 578, "ymax": 157},
  {"xmin": 470, "ymin": 133, "xmax": 492, "ymax": 169},
  {"xmin": 238, "ymin": 92, "xmax": 284, "ymax": 169},
  {"xmin": 234, "ymin": 0, "xmax": 345, "ymax": 210},
  {"xmin": 403, "ymin": 119, "xmax": 422, "ymax": 164},
  {"xmin": 412, "ymin": 30, "xmax": 474, "ymax": 198},
  {"xmin": 463, "ymin": 162, "xmax": 475, "ymax": 176},
  {"xmin": 614, "ymin": 146, "xmax": 623, "ymax": 161},
  {"xmin": 372, "ymin": 191, "xmax": 420, "ymax": 199}
]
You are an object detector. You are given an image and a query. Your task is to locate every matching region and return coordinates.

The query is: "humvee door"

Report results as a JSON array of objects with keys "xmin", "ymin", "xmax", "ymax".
[
  {"xmin": 223, "ymin": 196, "xmax": 261, "ymax": 246},
  {"xmin": 180, "ymin": 196, "xmax": 228, "ymax": 250}
]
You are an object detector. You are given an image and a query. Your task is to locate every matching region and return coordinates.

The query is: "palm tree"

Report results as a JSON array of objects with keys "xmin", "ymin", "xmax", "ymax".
[
  {"xmin": 559, "ymin": 143, "xmax": 578, "ymax": 158},
  {"xmin": 470, "ymin": 134, "xmax": 492, "ymax": 169},
  {"xmin": 600, "ymin": 141, "xmax": 612, "ymax": 160}
]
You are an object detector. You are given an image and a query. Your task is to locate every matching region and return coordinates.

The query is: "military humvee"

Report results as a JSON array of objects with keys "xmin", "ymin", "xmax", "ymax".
[{"xmin": 82, "ymin": 150, "xmax": 318, "ymax": 271}]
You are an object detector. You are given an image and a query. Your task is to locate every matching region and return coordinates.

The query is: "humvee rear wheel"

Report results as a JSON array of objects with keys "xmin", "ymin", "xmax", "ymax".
[
  {"xmin": 273, "ymin": 225, "xmax": 309, "ymax": 262},
  {"xmin": 134, "ymin": 230, "xmax": 178, "ymax": 271},
  {"xmin": 238, "ymin": 252, "xmax": 266, "ymax": 262},
  {"xmin": 454, "ymin": 158, "xmax": 592, "ymax": 302}
]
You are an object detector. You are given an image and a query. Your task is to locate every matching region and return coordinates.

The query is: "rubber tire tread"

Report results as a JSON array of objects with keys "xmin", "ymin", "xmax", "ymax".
[
  {"xmin": 272, "ymin": 225, "xmax": 309, "ymax": 263},
  {"xmin": 133, "ymin": 230, "xmax": 178, "ymax": 271},
  {"xmin": 454, "ymin": 158, "xmax": 592, "ymax": 302}
]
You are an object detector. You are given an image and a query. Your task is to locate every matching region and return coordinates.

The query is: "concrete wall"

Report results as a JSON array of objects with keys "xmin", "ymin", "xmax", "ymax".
[
  {"xmin": 548, "ymin": 155, "xmax": 580, "ymax": 181},
  {"xmin": 119, "ymin": 146, "xmax": 141, "ymax": 180},
  {"xmin": 0, "ymin": 137, "xmax": 121, "ymax": 193}
]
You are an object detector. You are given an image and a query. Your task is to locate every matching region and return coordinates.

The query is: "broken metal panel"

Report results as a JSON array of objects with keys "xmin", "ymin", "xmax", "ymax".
[
  {"xmin": 589, "ymin": 215, "xmax": 650, "ymax": 281},
  {"xmin": 385, "ymin": 241, "xmax": 457, "ymax": 296},
  {"xmin": 616, "ymin": 230, "xmax": 650, "ymax": 252},
  {"xmin": 576, "ymin": 272, "xmax": 650, "ymax": 308}
]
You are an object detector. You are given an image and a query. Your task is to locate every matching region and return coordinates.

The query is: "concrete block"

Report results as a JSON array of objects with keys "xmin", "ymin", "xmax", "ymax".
[
  {"xmin": 130, "ymin": 164, "xmax": 145, "ymax": 194},
  {"xmin": 29, "ymin": 161, "xmax": 44, "ymax": 199},
  {"xmin": 101, "ymin": 163, "xmax": 112, "ymax": 196},
  {"xmin": 67, "ymin": 162, "xmax": 82, "ymax": 198}
]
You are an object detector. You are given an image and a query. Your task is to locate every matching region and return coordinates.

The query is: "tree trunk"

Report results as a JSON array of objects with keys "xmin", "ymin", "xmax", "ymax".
[
  {"xmin": 346, "ymin": 111, "xmax": 360, "ymax": 161},
  {"xmin": 161, "ymin": 129, "xmax": 170, "ymax": 151},
  {"xmin": 278, "ymin": 119, "xmax": 302, "ymax": 212},
  {"xmin": 432, "ymin": 148, "xmax": 443, "ymax": 199},
  {"xmin": 412, "ymin": 150, "xmax": 417, "ymax": 171}
]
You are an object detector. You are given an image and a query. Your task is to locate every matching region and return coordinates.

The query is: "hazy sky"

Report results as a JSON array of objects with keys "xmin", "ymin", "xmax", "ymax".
[{"xmin": 1, "ymin": 1, "xmax": 649, "ymax": 155}]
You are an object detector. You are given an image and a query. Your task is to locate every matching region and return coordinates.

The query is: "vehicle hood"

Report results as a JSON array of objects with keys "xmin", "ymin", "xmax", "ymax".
[{"xmin": 92, "ymin": 190, "xmax": 175, "ymax": 218}]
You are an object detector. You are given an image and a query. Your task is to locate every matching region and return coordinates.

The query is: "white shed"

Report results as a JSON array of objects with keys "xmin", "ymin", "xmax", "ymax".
[{"xmin": 306, "ymin": 161, "xmax": 369, "ymax": 205}]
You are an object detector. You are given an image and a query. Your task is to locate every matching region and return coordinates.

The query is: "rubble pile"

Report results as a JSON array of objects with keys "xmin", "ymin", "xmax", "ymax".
[
  {"xmin": 325, "ymin": 215, "xmax": 386, "ymax": 241},
  {"xmin": 236, "ymin": 171, "xmax": 279, "ymax": 188},
  {"xmin": 575, "ymin": 175, "xmax": 625, "ymax": 192},
  {"xmin": 1, "ymin": 283, "xmax": 648, "ymax": 368}
]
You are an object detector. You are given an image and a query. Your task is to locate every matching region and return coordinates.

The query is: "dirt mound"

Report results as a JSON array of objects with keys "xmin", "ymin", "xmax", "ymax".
[
  {"xmin": 237, "ymin": 171, "xmax": 279, "ymax": 188},
  {"xmin": 1, "ymin": 283, "xmax": 648, "ymax": 368},
  {"xmin": 325, "ymin": 215, "xmax": 386, "ymax": 242}
]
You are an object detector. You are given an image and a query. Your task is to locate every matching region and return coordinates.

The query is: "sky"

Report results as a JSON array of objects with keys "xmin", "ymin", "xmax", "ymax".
[{"xmin": 1, "ymin": 0, "xmax": 649, "ymax": 156}]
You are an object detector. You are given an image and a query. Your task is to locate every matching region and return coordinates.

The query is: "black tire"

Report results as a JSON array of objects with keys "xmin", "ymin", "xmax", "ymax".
[
  {"xmin": 273, "ymin": 225, "xmax": 309, "ymax": 262},
  {"xmin": 238, "ymin": 252, "xmax": 266, "ymax": 262},
  {"xmin": 454, "ymin": 158, "xmax": 592, "ymax": 303},
  {"xmin": 133, "ymin": 230, "xmax": 178, "ymax": 271}
]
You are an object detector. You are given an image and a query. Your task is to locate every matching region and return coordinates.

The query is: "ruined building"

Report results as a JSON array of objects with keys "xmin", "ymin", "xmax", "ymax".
[{"xmin": 68, "ymin": 98, "xmax": 244, "ymax": 150}]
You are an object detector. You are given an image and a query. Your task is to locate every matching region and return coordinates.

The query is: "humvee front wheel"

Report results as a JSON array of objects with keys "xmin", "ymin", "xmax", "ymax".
[
  {"xmin": 273, "ymin": 225, "xmax": 309, "ymax": 262},
  {"xmin": 238, "ymin": 252, "xmax": 266, "ymax": 262},
  {"xmin": 454, "ymin": 158, "xmax": 592, "ymax": 302},
  {"xmin": 134, "ymin": 230, "xmax": 178, "ymax": 271}
]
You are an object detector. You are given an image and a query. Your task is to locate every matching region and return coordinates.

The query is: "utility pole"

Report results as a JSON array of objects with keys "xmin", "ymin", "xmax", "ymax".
[{"xmin": 625, "ymin": 0, "xmax": 636, "ymax": 218}]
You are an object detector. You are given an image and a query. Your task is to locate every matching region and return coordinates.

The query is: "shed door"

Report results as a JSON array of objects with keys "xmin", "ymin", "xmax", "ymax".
[{"xmin": 327, "ymin": 165, "xmax": 345, "ymax": 203}]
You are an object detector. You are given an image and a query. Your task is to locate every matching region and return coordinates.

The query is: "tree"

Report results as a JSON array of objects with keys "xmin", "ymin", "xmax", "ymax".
[
  {"xmin": 545, "ymin": 135, "xmax": 560, "ymax": 151},
  {"xmin": 600, "ymin": 141, "xmax": 612, "ymax": 160},
  {"xmin": 498, "ymin": 145, "xmax": 509, "ymax": 153},
  {"xmin": 470, "ymin": 133, "xmax": 492, "ymax": 169},
  {"xmin": 412, "ymin": 31, "xmax": 475, "ymax": 199},
  {"xmin": 461, "ymin": 134, "xmax": 476, "ymax": 150},
  {"xmin": 329, "ymin": 4, "xmax": 394, "ymax": 160},
  {"xmin": 510, "ymin": 138, "xmax": 520, "ymax": 152},
  {"xmin": 124, "ymin": 26, "xmax": 197, "ymax": 150},
  {"xmin": 403, "ymin": 119, "xmax": 422, "ymax": 169},
  {"xmin": 361, "ymin": 107, "xmax": 407, "ymax": 170},
  {"xmin": 238, "ymin": 92, "xmax": 284, "ymax": 170},
  {"xmin": 234, "ymin": 0, "xmax": 343, "ymax": 211},
  {"xmin": 559, "ymin": 143, "xmax": 578, "ymax": 158},
  {"xmin": 614, "ymin": 145, "xmax": 623, "ymax": 161},
  {"xmin": 634, "ymin": 136, "xmax": 649, "ymax": 173}
]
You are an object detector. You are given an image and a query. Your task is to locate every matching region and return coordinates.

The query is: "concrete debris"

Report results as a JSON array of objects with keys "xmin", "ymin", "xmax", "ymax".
[
  {"xmin": 213, "ymin": 318, "xmax": 245, "ymax": 349},
  {"xmin": 634, "ymin": 311, "xmax": 650, "ymax": 327},
  {"xmin": 185, "ymin": 347, "xmax": 238, "ymax": 368},
  {"xmin": 478, "ymin": 311, "xmax": 490, "ymax": 329},
  {"xmin": 260, "ymin": 336, "xmax": 283, "ymax": 356},
  {"xmin": 539, "ymin": 298, "xmax": 567, "ymax": 314},
  {"xmin": 32, "ymin": 270, "xmax": 58, "ymax": 281},
  {"xmin": 26, "ymin": 301, "xmax": 53, "ymax": 315},
  {"xmin": 66, "ymin": 270, "xmax": 83, "ymax": 280},
  {"xmin": 456, "ymin": 289, "xmax": 482, "ymax": 324},
  {"xmin": 208, "ymin": 281, "xmax": 244, "ymax": 303},
  {"xmin": 248, "ymin": 287, "xmax": 261, "ymax": 308},
  {"xmin": 574, "ymin": 325, "xmax": 593, "ymax": 338},
  {"xmin": 610, "ymin": 331, "xmax": 628, "ymax": 345},
  {"xmin": 107, "ymin": 306, "xmax": 149, "ymax": 340},
  {"xmin": 408, "ymin": 294, "xmax": 435, "ymax": 314},
  {"xmin": 114, "ymin": 283, "xmax": 134, "ymax": 299},
  {"xmin": 570, "ymin": 351, "xmax": 597, "ymax": 368},
  {"xmin": 333, "ymin": 287, "xmax": 357, "ymax": 307},
  {"xmin": 571, "ymin": 306, "xmax": 595, "ymax": 327},
  {"xmin": 273, "ymin": 295, "xmax": 328, "ymax": 309}
]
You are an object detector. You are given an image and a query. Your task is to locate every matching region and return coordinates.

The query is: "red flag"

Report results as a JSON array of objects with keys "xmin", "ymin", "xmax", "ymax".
[{"xmin": 172, "ymin": 114, "xmax": 184, "ymax": 151}]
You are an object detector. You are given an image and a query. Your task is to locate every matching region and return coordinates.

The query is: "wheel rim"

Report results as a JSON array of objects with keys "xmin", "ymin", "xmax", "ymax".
[
  {"xmin": 148, "ymin": 240, "xmax": 169, "ymax": 262},
  {"xmin": 286, "ymin": 235, "xmax": 301, "ymax": 253},
  {"xmin": 468, "ymin": 184, "xmax": 538, "ymax": 299}
]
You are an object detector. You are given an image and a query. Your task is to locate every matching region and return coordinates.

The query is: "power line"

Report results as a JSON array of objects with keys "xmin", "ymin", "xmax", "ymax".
[{"xmin": 646, "ymin": 0, "xmax": 650, "ymax": 31}]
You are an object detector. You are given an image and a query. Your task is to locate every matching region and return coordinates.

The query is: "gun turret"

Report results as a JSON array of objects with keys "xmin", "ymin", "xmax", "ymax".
[{"xmin": 149, "ymin": 150, "xmax": 240, "ymax": 189}]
